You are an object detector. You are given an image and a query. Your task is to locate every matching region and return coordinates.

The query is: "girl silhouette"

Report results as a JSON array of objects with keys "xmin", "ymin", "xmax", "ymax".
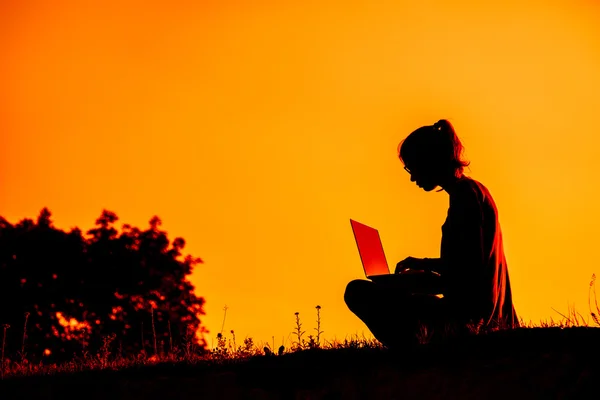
[{"xmin": 344, "ymin": 119, "xmax": 519, "ymax": 348}]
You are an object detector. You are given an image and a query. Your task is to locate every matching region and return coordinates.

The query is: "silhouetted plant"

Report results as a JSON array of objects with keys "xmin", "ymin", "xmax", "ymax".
[
  {"xmin": 1, "ymin": 324, "xmax": 9, "ymax": 379},
  {"xmin": 263, "ymin": 346, "xmax": 272, "ymax": 356},
  {"xmin": 212, "ymin": 332, "xmax": 228, "ymax": 360},
  {"xmin": 19, "ymin": 312, "xmax": 29, "ymax": 363},
  {"xmin": 292, "ymin": 312, "xmax": 306, "ymax": 350},
  {"xmin": 314, "ymin": 305, "xmax": 324, "ymax": 347},
  {"xmin": 590, "ymin": 274, "xmax": 600, "ymax": 326}
]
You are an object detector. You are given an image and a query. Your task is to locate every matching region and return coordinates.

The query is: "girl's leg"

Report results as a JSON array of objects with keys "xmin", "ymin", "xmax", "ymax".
[{"xmin": 344, "ymin": 279, "xmax": 424, "ymax": 348}]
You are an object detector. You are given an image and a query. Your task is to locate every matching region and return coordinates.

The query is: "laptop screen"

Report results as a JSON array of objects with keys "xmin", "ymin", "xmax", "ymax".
[{"xmin": 350, "ymin": 219, "xmax": 390, "ymax": 277}]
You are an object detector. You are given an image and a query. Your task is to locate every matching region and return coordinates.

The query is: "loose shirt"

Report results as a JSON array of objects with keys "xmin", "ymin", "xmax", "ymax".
[{"xmin": 439, "ymin": 176, "xmax": 519, "ymax": 329}]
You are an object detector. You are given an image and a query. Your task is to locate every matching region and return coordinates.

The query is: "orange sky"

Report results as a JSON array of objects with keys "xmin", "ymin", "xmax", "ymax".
[{"xmin": 2, "ymin": 0, "xmax": 600, "ymax": 349}]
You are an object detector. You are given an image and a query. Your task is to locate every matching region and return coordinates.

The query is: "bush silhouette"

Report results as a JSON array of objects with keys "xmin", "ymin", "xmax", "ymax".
[{"xmin": 0, "ymin": 208, "xmax": 206, "ymax": 362}]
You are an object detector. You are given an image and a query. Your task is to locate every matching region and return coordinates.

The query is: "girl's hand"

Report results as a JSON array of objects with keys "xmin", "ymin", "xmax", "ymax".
[{"xmin": 395, "ymin": 256, "xmax": 425, "ymax": 274}]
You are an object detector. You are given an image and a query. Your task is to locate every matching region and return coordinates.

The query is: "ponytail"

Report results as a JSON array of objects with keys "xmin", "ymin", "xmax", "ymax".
[{"xmin": 432, "ymin": 119, "xmax": 469, "ymax": 176}]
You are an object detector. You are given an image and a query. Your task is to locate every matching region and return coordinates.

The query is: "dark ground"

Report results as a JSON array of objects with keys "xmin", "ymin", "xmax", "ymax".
[{"xmin": 1, "ymin": 327, "xmax": 599, "ymax": 400}]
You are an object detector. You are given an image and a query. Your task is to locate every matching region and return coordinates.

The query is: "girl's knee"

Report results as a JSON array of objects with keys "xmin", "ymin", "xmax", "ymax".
[{"xmin": 344, "ymin": 279, "xmax": 371, "ymax": 310}]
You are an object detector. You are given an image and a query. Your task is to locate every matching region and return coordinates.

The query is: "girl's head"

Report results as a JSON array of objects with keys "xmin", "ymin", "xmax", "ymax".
[{"xmin": 397, "ymin": 119, "xmax": 470, "ymax": 192}]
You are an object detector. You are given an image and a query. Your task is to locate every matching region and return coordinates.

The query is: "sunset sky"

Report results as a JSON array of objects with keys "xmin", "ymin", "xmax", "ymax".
[{"xmin": 2, "ymin": 0, "xmax": 600, "ymax": 349}]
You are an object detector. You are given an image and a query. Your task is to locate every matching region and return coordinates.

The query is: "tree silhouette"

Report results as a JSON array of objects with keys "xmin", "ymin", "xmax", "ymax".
[{"xmin": 0, "ymin": 208, "xmax": 206, "ymax": 362}]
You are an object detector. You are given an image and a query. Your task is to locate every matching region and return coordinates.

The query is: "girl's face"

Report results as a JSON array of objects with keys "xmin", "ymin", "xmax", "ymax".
[{"xmin": 403, "ymin": 161, "xmax": 440, "ymax": 192}]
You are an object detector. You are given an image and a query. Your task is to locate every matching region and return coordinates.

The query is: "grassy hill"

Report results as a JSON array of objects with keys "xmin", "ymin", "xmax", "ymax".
[{"xmin": 1, "ymin": 327, "xmax": 599, "ymax": 399}]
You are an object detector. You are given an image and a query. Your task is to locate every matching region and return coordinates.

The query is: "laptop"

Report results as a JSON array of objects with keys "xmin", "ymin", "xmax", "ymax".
[
  {"xmin": 349, "ymin": 219, "xmax": 392, "ymax": 279},
  {"xmin": 350, "ymin": 219, "xmax": 444, "ymax": 293}
]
